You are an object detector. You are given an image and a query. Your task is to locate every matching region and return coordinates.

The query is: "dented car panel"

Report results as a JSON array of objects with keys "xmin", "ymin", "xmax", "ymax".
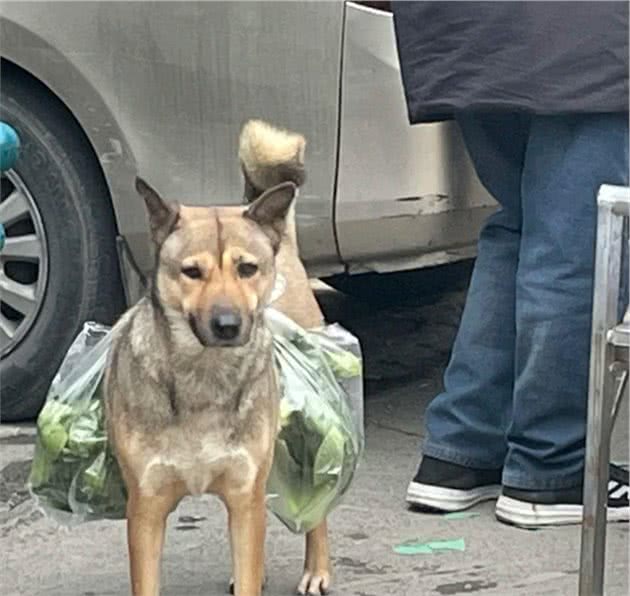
[{"xmin": 336, "ymin": 3, "xmax": 495, "ymax": 273}]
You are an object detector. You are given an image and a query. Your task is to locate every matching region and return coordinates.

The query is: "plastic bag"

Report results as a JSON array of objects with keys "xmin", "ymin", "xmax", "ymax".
[
  {"xmin": 29, "ymin": 323, "xmax": 127, "ymax": 522},
  {"xmin": 265, "ymin": 308, "xmax": 363, "ymax": 532},
  {"xmin": 29, "ymin": 314, "xmax": 364, "ymax": 532}
]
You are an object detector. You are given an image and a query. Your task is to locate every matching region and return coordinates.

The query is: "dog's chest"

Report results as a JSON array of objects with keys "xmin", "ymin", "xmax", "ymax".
[{"xmin": 131, "ymin": 421, "xmax": 259, "ymax": 497}]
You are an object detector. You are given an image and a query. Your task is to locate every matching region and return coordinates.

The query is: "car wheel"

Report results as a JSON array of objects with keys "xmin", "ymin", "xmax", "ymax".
[{"xmin": 0, "ymin": 74, "xmax": 124, "ymax": 421}]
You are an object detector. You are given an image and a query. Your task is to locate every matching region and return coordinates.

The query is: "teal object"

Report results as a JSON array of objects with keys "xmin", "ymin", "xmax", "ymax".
[
  {"xmin": 0, "ymin": 223, "xmax": 5, "ymax": 252},
  {"xmin": 0, "ymin": 122, "xmax": 20, "ymax": 172},
  {"xmin": 393, "ymin": 537, "xmax": 466, "ymax": 556}
]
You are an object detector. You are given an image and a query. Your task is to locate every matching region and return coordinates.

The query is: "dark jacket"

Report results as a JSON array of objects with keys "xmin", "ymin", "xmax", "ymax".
[{"xmin": 392, "ymin": 1, "xmax": 629, "ymax": 123}]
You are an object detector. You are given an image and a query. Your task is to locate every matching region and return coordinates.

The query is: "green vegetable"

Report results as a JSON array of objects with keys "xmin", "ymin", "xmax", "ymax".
[
  {"xmin": 37, "ymin": 400, "xmax": 74, "ymax": 458},
  {"xmin": 39, "ymin": 425, "xmax": 69, "ymax": 460},
  {"xmin": 81, "ymin": 451, "xmax": 107, "ymax": 496},
  {"xmin": 313, "ymin": 426, "xmax": 345, "ymax": 486},
  {"xmin": 29, "ymin": 438, "xmax": 55, "ymax": 487},
  {"xmin": 324, "ymin": 350, "xmax": 361, "ymax": 378},
  {"xmin": 66, "ymin": 408, "xmax": 105, "ymax": 459}
]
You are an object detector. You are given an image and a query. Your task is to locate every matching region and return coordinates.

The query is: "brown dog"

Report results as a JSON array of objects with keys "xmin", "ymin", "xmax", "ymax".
[{"xmin": 104, "ymin": 121, "xmax": 331, "ymax": 596}]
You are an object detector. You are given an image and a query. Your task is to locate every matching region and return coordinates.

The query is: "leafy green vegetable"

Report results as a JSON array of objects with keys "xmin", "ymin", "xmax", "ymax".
[
  {"xmin": 37, "ymin": 401, "xmax": 73, "ymax": 458},
  {"xmin": 322, "ymin": 349, "xmax": 362, "ymax": 379},
  {"xmin": 313, "ymin": 427, "xmax": 345, "ymax": 485},
  {"xmin": 81, "ymin": 451, "xmax": 108, "ymax": 496}
]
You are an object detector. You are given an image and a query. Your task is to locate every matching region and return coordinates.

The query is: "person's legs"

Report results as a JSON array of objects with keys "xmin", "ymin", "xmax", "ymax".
[
  {"xmin": 408, "ymin": 113, "xmax": 530, "ymax": 510},
  {"xmin": 496, "ymin": 113, "xmax": 630, "ymax": 526},
  {"xmin": 422, "ymin": 114, "xmax": 528, "ymax": 466}
]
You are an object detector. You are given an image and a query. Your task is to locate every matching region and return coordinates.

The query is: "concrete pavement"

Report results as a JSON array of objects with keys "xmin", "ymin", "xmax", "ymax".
[{"xmin": 1, "ymin": 265, "xmax": 628, "ymax": 595}]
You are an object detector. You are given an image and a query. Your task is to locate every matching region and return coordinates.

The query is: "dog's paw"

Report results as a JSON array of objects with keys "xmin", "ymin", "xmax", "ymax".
[
  {"xmin": 297, "ymin": 570, "xmax": 330, "ymax": 595},
  {"xmin": 228, "ymin": 577, "xmax": 266, "ymax": 594}
]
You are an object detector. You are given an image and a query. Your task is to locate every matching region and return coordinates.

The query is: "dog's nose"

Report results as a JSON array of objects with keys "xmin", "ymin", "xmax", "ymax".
[{"xmin": 210, "ymin": 307, "xmax": 242, "ymax": 341}]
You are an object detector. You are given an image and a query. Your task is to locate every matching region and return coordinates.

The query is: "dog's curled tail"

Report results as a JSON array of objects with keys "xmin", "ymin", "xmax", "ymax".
[{"xmin": 239, "ymin": 120, "xmax": 306, "ymax": 203}]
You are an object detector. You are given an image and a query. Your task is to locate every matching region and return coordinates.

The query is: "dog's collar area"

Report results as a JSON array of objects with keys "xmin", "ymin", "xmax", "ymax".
[{"xmin": 269, "ymin": 273, "xmax": 287, "ymax": 304}]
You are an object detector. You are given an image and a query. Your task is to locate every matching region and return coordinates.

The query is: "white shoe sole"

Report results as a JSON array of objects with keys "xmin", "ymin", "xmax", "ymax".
[
  {"xmin": 406, "ymin": 481, "xmax": 502, "ymax": 512},
  {"xmin": 495, "ymin": 495, "xmax": 630, "ymax": 528}
]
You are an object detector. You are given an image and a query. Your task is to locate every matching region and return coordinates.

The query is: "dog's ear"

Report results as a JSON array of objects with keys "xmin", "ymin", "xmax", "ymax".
[
  {"xmin": 135, "ymin": 177, "xmax": 179, "ymax": 246},
  {"xmin": 244, "ymin": 181, "xmax": 295, "ymax": 251}
]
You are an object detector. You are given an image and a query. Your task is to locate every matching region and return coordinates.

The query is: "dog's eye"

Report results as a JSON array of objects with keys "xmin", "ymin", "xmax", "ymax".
[
  {"xmin": 237, "ymin": 262, "xmax": 258, "ymax": 278},
  {"xmin": 181, "ymin": 265, "xmax": 202, "ymax": 279}
]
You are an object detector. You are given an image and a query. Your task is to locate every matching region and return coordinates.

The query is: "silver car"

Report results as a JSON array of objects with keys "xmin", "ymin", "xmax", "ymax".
[{"xmin": 0, "ymin": 1, "xmax": 494, "ymax": 420}]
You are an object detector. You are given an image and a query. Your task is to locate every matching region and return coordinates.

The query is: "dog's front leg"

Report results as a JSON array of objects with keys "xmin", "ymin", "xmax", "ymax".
[
  {"xmin": 298, "ymin": 519, "xmax": 331, "ymax": 595},
  {"xmin": 126, "ymin": 491, "xmax": 180, "ymax": 596},
  {"xmin": 225, "ymin": 479, "xmax": 267, "ymax": 596}
]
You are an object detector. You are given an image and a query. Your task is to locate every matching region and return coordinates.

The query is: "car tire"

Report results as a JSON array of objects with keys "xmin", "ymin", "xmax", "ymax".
[{"xmin": 0, "ymin": 73, "xmax": 125, "ymax": 421}]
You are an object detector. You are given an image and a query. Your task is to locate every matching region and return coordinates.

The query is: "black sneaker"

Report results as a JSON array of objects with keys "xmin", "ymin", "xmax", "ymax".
[
  {"xmin": 495, "ymin": 464, "xmax": 630, "ymax": 528},
  {"xmin": 406, "ymin": 456, "xmax": 503, "ymax": 512}
]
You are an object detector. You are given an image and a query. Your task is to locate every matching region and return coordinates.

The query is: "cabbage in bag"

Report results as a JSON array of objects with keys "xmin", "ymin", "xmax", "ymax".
[
  {"xmin": 266, "ymin": 308, "xmax": 364, "ymax": 532},
  {"xmin": 29, "ymin": 323, "xmax": 127, "ymax": 521}
]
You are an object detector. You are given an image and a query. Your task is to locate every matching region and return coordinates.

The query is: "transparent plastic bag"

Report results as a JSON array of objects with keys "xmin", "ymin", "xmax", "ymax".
[
  {"xmin": 266, "ymin": 308, "xmax": 364, "ymax": 533},
  {"xmin": 310, "ymin": 322, "xmax": 364, "ymax": 453},
  {"xmin": 30, "ymin": 314, "xmax": 364, "ymax": 532},
  {"xmin": 28, "ymin": 322, "xmax": 127, "ymax": 522}
]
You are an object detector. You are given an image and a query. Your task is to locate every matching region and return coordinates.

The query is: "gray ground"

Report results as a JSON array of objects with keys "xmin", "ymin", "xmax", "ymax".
[{"xmin": 1, "ymin": 263, "xmax": 628, "ymax": 595}]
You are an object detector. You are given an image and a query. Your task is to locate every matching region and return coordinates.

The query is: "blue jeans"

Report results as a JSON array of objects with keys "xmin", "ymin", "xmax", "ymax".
[{"xmin": 423, "ymin": 113, "xmax": 629, "ymax": 490}]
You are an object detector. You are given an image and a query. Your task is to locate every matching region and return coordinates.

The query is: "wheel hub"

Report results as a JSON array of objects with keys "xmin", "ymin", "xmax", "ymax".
[{"xmin": 0, "ymin": 169, "xmax": 48, "ymax": 356}]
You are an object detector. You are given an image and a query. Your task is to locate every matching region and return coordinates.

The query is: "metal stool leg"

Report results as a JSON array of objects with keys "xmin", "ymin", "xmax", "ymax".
[
  {"xmin": 579, "ymin": 186, "xmax": 627, "ymax": 596},
  {"xmin": 610, "ymin": 364, "xmax": 628, "ymax": 429}
]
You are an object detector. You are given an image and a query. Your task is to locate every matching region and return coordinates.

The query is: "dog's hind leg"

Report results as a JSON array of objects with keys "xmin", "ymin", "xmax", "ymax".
[
  {"xmin": 126, "ymin": 488, "xmax": 182, "ymax": 596},
  {"xmin": 225, "ymin": 478, "xmax": 267, "ymax": 596},
  {"xmin": 298, "ymin": 520, "xmax": 331, "ymax": 595}
]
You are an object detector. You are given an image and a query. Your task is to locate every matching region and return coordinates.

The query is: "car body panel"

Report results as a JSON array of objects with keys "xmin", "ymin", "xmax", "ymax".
[
  {"xmin": 1, "ymin": 0, "xmax": 343, "ymax": 276},
  {"xmin": 1, "ymin": 0, "xmax": 494, "ymax": 283},
  {"xmin": 336, "ymin": 3, "xmax": 495, "ymax": 273}
]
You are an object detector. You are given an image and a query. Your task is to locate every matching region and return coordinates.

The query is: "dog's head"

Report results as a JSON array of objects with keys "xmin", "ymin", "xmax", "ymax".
[{"xmin": 136, "ymin": 177, "xmax": 294, "ymax": 347}]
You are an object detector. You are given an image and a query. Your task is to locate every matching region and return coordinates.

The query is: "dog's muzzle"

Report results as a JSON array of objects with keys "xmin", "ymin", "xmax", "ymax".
[
  {"xmin": 188, "ymin": 306, "xmax": 249, "ymax": 347},
  {"xmin": 210, "ymin": 306, "xmax": 242, "ymax": 341}
]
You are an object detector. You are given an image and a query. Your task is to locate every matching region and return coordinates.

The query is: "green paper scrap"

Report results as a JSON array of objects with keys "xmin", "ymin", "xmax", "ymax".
[
  {"xmin": 394, "ymin": 538, "xmax": 466, "ymax": 555},
  {"xmin": 443, "ymin": 511, "xmax": 480, "ymax": 520}
]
